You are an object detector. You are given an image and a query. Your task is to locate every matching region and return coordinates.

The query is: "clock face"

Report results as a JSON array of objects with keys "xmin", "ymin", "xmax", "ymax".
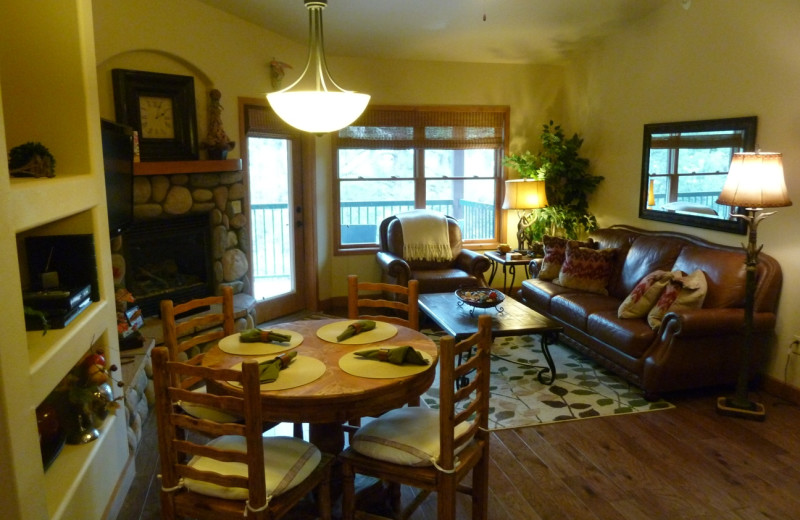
[{"xmin": 139, "ymin": 96, "xmax": 175, "ymax": 139}]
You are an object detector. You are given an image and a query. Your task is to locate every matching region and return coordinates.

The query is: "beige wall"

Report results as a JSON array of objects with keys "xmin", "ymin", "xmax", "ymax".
[
  {"xmin": 92, "ymin": 0, "xmax": 564, "ymax": 302},
  {"xmin": 94, "ymin": 0, "xmax": 800, "ymax": 389},
  {"xmin": 562, "ymin": 0, "xmax": 800, "ymax": 389}
]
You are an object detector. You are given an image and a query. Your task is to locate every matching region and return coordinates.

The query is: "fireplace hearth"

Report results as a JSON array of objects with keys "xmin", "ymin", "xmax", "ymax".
[{"xmin": 125, "ymin": 215, "xmax": 213, "ymax": 317}]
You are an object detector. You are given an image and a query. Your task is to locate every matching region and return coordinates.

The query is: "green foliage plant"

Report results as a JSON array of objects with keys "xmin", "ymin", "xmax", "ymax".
[{"xmin": 503, "ymin": 121, "xmax": 603, "ymax": 242}]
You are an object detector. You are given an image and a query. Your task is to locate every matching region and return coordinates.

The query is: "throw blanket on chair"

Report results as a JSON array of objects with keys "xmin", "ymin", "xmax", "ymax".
[{"xmin": 397, "ymin": 210, "xmax": 452, "ymax": 262}]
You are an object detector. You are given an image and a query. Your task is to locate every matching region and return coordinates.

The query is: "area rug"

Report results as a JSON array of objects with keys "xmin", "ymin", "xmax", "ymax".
[{"xmin": 420, "ymin": 331, "xmax": 674, "ymax": 430}]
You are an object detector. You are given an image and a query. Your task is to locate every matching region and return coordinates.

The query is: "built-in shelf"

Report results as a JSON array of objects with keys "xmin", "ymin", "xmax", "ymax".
[{"xmin": 133, "ymin": 159, "xmax": 242, "ymax": 176}]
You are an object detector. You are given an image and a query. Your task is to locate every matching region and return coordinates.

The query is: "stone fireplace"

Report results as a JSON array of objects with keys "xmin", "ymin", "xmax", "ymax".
[
  {"xmin": 125, "ymin": 214, "xmax": 213, "ymax": 317},
  {"xmin": 122, "ymin": 167, "xmax": 254, "ymax": 320}
]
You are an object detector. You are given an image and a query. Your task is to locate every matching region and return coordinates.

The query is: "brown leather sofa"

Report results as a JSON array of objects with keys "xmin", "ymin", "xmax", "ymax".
[
  {"xmin": 376, "ymin": 214, "xmax": 491, "ymax": 293},
  {"xmin": 518, "ymin": 225, "xmax": 783, "ymax": 398}
]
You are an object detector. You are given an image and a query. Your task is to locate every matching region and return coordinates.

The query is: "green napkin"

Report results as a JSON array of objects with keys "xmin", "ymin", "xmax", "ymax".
[
  {"xmin": 354, "ymin": 346, "xmax": 429, "ymax": 366},
  {"xmin": 336, "ymin": 320, "xmax": 376, "ymax": 342},
  {"xmin": 258, "ymin": 351, "xmax": 297, "ymax": 383},
  {"xmin": 240, "ymin": 328, "xmax": 292, "ymax": 344}
]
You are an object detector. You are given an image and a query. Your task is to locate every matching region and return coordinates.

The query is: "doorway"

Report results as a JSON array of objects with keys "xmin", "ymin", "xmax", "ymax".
[{"xmin": 240, "ymin": 99, "xmax": 316, "ymax": 323}]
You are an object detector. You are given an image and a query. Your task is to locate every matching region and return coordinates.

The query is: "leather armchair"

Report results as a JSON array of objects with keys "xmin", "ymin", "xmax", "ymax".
[{"xmin": 376, "ymin": 214, "xmax": 490, "ymax": 293}]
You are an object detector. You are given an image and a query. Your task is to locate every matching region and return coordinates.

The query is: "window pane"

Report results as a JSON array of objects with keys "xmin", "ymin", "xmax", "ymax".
[
  {"xmin": 424, "ymin": 149, "xmax": 496, "ymax": 178},
  {"xmin": 426, "ymin": 178, "xmax": 495, "ymax": 240},
  {"xmin": 677, "ymin": 148, "xmax": 734, "ymax": 174},
  {"xmin": 648, "ymin": 149, "xmax": 669, "ymax": 175},
  {"xmin": 338, "ymin": 149, "xmax": 414, "ymax": 179},
  {"xmin": 340, "ymin": 179, "xmax": 415, "ymax": 244}
]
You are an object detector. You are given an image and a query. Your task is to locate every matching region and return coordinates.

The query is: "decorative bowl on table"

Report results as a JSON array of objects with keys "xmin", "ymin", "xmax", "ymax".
[{"xmin": 455, "ymin": 288, "xmax": 505, "ymax": 309}]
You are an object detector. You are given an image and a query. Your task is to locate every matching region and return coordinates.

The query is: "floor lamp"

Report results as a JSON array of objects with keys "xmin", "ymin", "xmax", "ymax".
[
  {"xmin": 502, "ymin": 179, "xmax": 548, "ymax": 252},
  {"xmin": 715, "ymin": 152, "xmax": 792, "ymax": 420}
]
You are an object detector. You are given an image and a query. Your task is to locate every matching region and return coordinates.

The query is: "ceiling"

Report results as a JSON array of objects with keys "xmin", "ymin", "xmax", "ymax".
[{"xmin": 195, "ymin": 0, "xmax": 673, "ymax": 65}]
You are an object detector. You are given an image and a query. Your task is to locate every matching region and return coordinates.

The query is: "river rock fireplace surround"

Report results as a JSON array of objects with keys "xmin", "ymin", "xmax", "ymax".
[{"xmin": 115, "ymin": 163, "xmax": 255, "ymax": 323}]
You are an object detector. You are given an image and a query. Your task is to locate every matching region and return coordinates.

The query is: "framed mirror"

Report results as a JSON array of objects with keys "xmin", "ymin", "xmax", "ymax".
[{"xmin": 639, "ymin": 116, "xmax": 757, "ymax": 234}]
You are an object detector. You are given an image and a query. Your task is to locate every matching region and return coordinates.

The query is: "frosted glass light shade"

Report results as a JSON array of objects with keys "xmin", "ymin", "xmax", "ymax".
[
  {"xmin": 267, "ymin": 91, "xmax": 370, "ymax": 134},
  {"xmin": 502, "ymin": 179, "xmax": 548, "ymax": 210},
  {"xmin": 267, "ymin": 0, "xmax": 370, "ymax": 134},
  {"xmin": 716, "ymin": 152, "xmax": 792, "ymax": 209}
]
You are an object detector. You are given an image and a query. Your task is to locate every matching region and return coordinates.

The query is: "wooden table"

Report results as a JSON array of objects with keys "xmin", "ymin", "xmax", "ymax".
[
  {"xmin": 203, "ymin": 318, "xmax": 438, "ymax": 454},
  {"xmin": 484, "ymin": 250, "xmax": 536, "ymax": 294},
  {"xmin": 418, "ymin": 292, "xmax": 562, "ymax": 384}
]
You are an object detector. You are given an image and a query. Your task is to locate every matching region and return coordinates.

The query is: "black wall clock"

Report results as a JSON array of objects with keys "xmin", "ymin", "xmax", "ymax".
[{"xmin": 112, "ymin": 69, "xmax": 199, "ymax": 161}]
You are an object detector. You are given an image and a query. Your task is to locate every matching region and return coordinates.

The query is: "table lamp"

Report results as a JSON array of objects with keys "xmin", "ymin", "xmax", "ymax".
[
  {"xmin": 502, "ymin": 179, "xmax": 548, "ymax": 252},
  {"xmin": 715, "ymin": 152, "xmax": 791, "ymax": 420}
]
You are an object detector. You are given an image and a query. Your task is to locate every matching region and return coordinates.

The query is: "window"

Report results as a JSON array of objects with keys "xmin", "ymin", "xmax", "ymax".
[{"xmin": 333, "ymin": 106, "xmax": 509, "ymax": 253}]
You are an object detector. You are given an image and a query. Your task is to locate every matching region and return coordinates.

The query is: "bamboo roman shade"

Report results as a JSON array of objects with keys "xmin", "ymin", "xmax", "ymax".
[{"xmin": 335, "ymin": 106, "xmax": 508, "ymax": 150}]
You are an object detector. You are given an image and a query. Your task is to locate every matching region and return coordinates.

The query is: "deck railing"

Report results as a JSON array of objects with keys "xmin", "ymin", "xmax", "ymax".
[{"xmin": 251, "ymin": 200, "xmax": 495, "ymax": 279}]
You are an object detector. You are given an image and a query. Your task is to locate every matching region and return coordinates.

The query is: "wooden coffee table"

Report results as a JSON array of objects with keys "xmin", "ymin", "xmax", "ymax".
[{"xmin": 418, "ymin": 292, "xmax": 563, "ymax": 384}]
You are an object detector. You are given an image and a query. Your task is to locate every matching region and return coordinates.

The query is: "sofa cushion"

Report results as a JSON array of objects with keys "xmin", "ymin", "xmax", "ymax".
[
  {"xmin": 617, "ymin": 270, "xmax": 674, "ymax": 319},
  {"xmin": 557, "ymin": 241, "xmax": 617, "ymax": 295},
  {"xmin": 550, "ymin": 292, "xmax": 620, "ymax": 330},
  {"xmin": 647, "ymin": 269, "xmax": 708, "ymax": 329},
  {"xmin": 615, "ymin": 236, "xmax": 685, "ymax": 299},
  {"xmin": 538, "ymin": 235, "xmax": 595, "ymax": 281},
  {"xmin": 671, "ymin": 245, "xmax": 746, "ymax": 309},
  {"xmin": 587, "ymin": 311, "xmax": 657, "ymax": 359},
  {"xmin": 520, "ymin": 278, "xmax": 579, "ymax": 313}
]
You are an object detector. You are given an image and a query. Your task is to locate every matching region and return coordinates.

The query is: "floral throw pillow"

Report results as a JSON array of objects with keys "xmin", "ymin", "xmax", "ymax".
[
  {"xmin": 538, "ymin": 235, "xmax": 595, "ymax": 281},
  {"xmin": 556, "ymin": 241, "xmax": 617, "ymax": 295},
  {"xmin": 647, "ymin": 269, "xmax": 708, "ymax": 329},
  {"xmin": 618, "ymin": 270, "xmax": 675, "ymax": 319}
]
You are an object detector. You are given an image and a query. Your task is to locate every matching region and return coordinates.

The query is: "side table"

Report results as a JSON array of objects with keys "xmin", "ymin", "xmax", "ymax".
[{"xmin": 485, "ymin": 250, "xmax": 536, "ymax": 294}]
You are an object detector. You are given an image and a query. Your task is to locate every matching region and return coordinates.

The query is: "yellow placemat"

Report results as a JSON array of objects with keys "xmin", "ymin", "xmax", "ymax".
[
  {"xmin": 316, "ymin": 320, "xmax": 397, "ymax": 344},
  {"xmin": 218, "ymin": 328, "xmax": 303, "ymax": 355},
  {"xmin": 338, "ymin": 348, "xmax": 434, "ymax": 379},
  {"xmin": 229, "ymin": 355, "xmax": 326, "ymax": 391}
]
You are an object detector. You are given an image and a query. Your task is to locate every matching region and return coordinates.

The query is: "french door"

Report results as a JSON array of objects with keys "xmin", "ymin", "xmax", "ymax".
[{"xmin": 241, "ymin": 99, "xmax": 315, "ymax": 323}]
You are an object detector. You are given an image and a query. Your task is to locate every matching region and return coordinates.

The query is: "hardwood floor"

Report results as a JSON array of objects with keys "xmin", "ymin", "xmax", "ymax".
[{"xmin": 117, "ymin": 385, "xmax": 800, "ymax": 519}]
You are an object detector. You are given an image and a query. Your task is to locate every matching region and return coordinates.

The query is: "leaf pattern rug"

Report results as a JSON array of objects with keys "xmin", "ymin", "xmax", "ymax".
[{"xmin": 421, "ymin": 331, "xmax": 674, "ymax": 430}]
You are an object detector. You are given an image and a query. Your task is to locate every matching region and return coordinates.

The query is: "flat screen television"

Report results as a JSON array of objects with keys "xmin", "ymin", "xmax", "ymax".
[{"xmin": 100, "ymin": 118, "xmax": 134, "ymax": 237}]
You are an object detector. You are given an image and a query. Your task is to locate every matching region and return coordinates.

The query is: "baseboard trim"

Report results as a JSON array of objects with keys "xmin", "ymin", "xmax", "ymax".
[{"xmin": 760, "ymin": 374, "xmax": 800, "ymax": 405}]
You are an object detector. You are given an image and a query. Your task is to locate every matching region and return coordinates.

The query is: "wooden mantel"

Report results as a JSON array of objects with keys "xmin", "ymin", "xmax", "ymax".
[{"xmin": 133, "ymin": 159, "xmax": 242, "ymax": 176}]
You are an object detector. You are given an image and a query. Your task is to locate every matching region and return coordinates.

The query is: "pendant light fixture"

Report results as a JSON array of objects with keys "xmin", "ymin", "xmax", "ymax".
[{"xmin": 267, "ymin": 0, "xmax": 370, "ymax": 134}]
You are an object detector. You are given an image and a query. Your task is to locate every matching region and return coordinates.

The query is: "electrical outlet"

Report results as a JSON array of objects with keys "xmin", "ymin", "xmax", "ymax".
[{"xmin": 791, "ymin": 336, "xmax": 800, "ymax": 354}]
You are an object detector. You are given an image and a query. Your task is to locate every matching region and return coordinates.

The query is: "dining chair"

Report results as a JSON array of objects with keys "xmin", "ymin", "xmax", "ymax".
[
  {"xmin": 344, "ymin": 275, "xmax": 422, "ymax": 437},
  {"xmin": 339, "ymin": 313, "xmax": 492, "ymax": 520},
  {"xmin": 347, "ymin": 274, "xmax": 420, "ymax": 330},
  {"xmin": 161, "ymin": 287, "xmax": 302, "ymax": 436},
  {"xmin": 152, "ymin": 346, "xmax": 333, "ymax": 520}
]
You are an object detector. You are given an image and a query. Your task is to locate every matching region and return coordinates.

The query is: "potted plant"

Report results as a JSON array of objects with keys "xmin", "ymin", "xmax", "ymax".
[{"xmin": 504, "ymin": 121, "xmax": 603, "ymax": 243}]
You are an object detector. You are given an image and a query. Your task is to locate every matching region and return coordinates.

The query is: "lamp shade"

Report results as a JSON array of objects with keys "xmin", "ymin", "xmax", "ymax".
[
  {"xmin": 266, "ymin": 0, "xmax": 370, "ymax": 133},
  {"xmin": 502, "ymin": 179, "xmax": 548, "ymax": 210},
  {"xmin": 716, "ymin": 152, "xmax": 792, "ymax": 209}
]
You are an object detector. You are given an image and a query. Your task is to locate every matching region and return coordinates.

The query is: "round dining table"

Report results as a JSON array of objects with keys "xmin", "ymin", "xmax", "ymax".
[{"xmin": 203, "ymin": 318, "xmax": 438, "ymax": 454}]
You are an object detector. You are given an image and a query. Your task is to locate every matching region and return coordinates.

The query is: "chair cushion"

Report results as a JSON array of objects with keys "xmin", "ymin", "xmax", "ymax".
[
  {"xmin": 647, "ymin": 270, "xmax": 708, "ymax": 329},
  {"xmin": 557, "ymin": 242, "xmax": 617, "ymax": 295},
  {"xmin": 350, "ymin": 407, "xmax": 472, "ymax": 467},
  {"xmin": 179, "ymin": 385, "xmax": 241, "ymax": 423},
  {"xmin": 617, "ymin": 270, "xmax": 674, "ymax": 319},
  {"xmin": 184, "ymin": 435, "xmax": 322, "ymax": 500}
]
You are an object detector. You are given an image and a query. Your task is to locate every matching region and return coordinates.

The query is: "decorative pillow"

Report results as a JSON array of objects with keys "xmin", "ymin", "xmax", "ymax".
[
  {"xmin": 538, "ymin": 235, "xmax": 596, "ymax": 281},
  {"xmin": 184, "ymin": 435, "xmax": 322, "ymax": 500},
  {"xmin": 617, "ymin": 270, "xmax": 675, "ymax": 319},
  {"xmin": 557, "ymin": 241, "xmax": 617, "ymax": 295},
  {"xmin": 350, "ymin": 407, "xmax": 472, "ymax": 467},
  {"xmin": 647, "ymin": 269, "xmax": 708, "ymax": 329}
]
